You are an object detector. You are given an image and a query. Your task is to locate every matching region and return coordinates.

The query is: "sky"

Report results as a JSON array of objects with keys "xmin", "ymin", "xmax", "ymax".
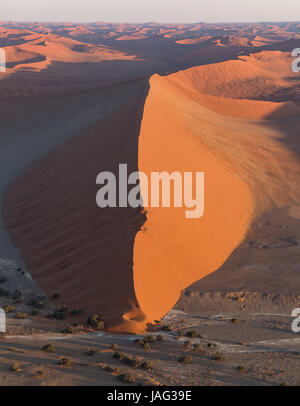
[{"xmin": 1, "ymin": 0, "xmax": 299, "ymax": 23}]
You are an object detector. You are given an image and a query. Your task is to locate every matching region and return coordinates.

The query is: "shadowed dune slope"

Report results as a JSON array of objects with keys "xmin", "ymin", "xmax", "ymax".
[{"xmin": 3, "ymin": 80, "xmax": 149, "ymax": 333}]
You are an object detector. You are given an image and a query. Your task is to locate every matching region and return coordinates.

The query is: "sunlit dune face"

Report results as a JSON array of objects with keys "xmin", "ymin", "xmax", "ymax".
[
  {"xmin": 132, "ymin": 54, "xmax": 300, "ymax": 327},
  {"xmin": 132, "ymin": 74, "xmax": 254, "ymax": 326}
]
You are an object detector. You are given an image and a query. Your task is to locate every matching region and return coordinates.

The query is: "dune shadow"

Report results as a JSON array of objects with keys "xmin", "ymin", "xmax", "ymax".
[
  {"xmin": 264, "ymin": 103, "xmax": 300, "ymax": 159},
  {"xmin": 2, "ymin": 71, "xmax": 150, "ymax": 331}
]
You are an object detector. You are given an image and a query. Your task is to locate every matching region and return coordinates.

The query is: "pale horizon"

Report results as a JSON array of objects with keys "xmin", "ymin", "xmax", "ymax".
[
  {"xmin": 1, "ymin": 0, "xmax": 299, "ymax": 24},
  {"xmin": 1, "ymin": 19, "xmax": 300, "ymax": 25}
]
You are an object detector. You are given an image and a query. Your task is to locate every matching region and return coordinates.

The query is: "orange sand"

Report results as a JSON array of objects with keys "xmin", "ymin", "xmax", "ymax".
[
  {"xmin": 133, "ymin": 74, "xmax": 253, "ymax": 324},
  {"xmin": 1, "ymin": 22, "xmax": 300, "ymax": 333},
  {"xmin": 132, "ymin": 61, "xmax": 300, "ymax": 327}
]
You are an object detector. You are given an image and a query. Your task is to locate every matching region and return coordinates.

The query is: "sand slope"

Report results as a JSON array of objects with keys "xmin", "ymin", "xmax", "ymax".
[
  {"xmin": 3, "ymin": 79, "xmax": 149, "ymax": 333},
  {"xmin": 133, "ymin": 57, "xmax": 300, "ymax": 327}
]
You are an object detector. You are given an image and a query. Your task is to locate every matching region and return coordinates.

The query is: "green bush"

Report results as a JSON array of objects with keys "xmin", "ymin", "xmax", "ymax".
[
  {"xmin": 54, "ymin": 306, "xmax": 68, "ymax": 320},
  {"xmin": 186, "ymin": 330, "xmax": 198, "ymax": 338},
  {"xmin": 4, "ymin": 305, "xmax": 14, "ymax": 313},
  {"xmin": 10, "ymin": 363, "xmax": 21, "ymax": 372},
  {"xmin": 105, "ymin": 365, "xmax": 120, "ymax": 374},
  {"xmin": 42, "ymin": 344, "xmax": 55, "ymax": 353},
  {"xmin": 87, "ymin": 314, "xmax": 104, "ymax": 330},
  {"xmin": 211, "ymin": 352, "xmax": 226, "ymax": 362},
  {"xmin": 16, "ymin": 312, "xmax": 27, "ymax": 319},
  {"xmin": 207, "ymin": 342, "xmax": 218, "ymax": 349},
  {"xmin": 113, "ymin": 351, "xmax": 125, "ymax": 360},
  {"xmin": 118, "ymin": 373, "xmax": 136, "ymax": 383},
  {"xmin": 95, "ymin": 321, "xmax": 104, "ymax": 330},
  {"xmin": 58, "ymin": 358, "xmax": 72, "ymax": 367},
  {"xmin": 87, "ymin": 313, "xmax": 100, "ymax": 326},
  {"xmin": 122, "ymin": 356, "xmax": 141, "ymax": 368},
  {"xmin": 178, "ymin": 354, "xmax": 193, "ymax": 364},
  {"xmin": 193, "ymin": 344, "xmax": 204, "ymax": 352},
  {"xmin": 143, "ymin": 335, "xmax": 156, "ymax": 343},
  {"xmin": 62, "ymin": 326, "xmax": 77, "ymax": 334},
  {"xmin": 141, "ymin": 361, "xmax": 153, "ymax": 370},
  {"xmin": 142, "ymin": 342, "xmax": 151, "ymax": 351}
]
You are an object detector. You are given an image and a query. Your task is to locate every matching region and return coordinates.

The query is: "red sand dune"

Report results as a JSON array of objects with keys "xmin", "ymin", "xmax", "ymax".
[
  {"xmin": 132, "ymin": 65, "xmax": 300, "ymax": 326},
  {"xmin": 176, "ymin": 51, "xmax": 300, "ymax": 101},
  {"xmin": 1, "ymin": 31, "xmax": 138, "ymax": 72},
  {"xmin": 2, "ymin": 23, "xmax": 300, "ymax": 332}
]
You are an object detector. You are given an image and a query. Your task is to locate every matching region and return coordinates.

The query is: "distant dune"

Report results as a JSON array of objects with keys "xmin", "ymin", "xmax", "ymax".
[
  {"xmin": 166, "ymin": 51, "xmax": 300, "ymax": 118},
  {"xmin": 2, "ymin": 32, "xmax": 137, "ymax": 71}
]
